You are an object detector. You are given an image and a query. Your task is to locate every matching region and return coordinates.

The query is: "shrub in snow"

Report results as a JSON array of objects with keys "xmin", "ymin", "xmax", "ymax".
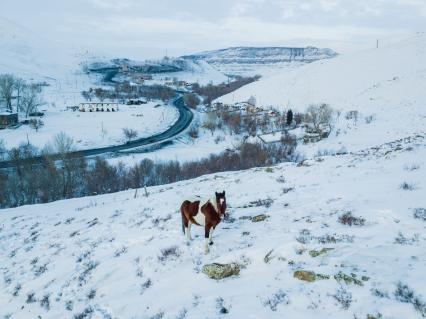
[
  {"xmin": 333, "ymin": 287, "xmax": 352, "ymax": 310},
  {"xmin": 114, "ymin": 246, "xmax": 128, "ymax": 257},
  {"xmin": 413, "ymin": 208, "xmax": 426, "ymax": 221},
  {"xmin": 188, "ymin": 126, "xmax": 199, "ymax": 139},
  {"xmin": 26, "ymin": 292, "xmax": 36, "ymax": 303},
  {"xmin": 87, "ymin": 289, "xmax": 96, "ymax": 300},
  {"xmin": 40, "ymin": 294, "xmax": 50, "ymax": 311},
  {"xmin": 338, "ymin": 212, "xmax": 365, "ymax": 226},
  {"xmin": 73, "ymin": 306, "xmax": 94, "ymax": 319},
  {"xmin": 12, "ymin": 283, "xmax": 21, "ymax": 297},
  {"xmin": 334, "ymin": 272, "xmax": 364, "ymax": 286},
  {"xmin": 317, "ymin": 233, "xmax": 354, "ymax": 244},
  {"xmin": 394, "ymin": 232, "xmax": 419, "ymax": 245},
  {"xmin": 158, "ymin": 246, "xmax": 180, "ymax": 262},
  {"xmin": 263, "ymin": 290, "xmax": 289, "ymax": 311},
  {"xmin": 216, "ymin": 297, "xmax": 229, "ymax": 314},
  {"xmin": 404, "ymin": 164, "xmax": 420, "ymax": 171},
  {"xmin": 394, "ymin": 282, "xmax": 426, "ymax": 317},
  {"xmin": 400, "ymin": 182, "xmax": 416, "ymax": 191}
]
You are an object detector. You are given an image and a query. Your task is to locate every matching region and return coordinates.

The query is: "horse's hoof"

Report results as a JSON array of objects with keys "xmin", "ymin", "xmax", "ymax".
[{"xmin": 209, "ymin": 241, "xmax": 214, "ymax": 246}]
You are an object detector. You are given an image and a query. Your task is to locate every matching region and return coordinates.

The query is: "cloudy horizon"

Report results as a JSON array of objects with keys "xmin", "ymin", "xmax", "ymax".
[{"xmin": 1, "ymin": 0, "xmax": 425, "ymax": 59}]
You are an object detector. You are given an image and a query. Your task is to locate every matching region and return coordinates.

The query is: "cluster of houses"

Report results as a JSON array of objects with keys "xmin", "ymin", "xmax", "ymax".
[
  {"xmin": 78, "ymin": 102, "xmax": 119, "ymax": 112},
  {"xmin": 212, "ymin": 101, "xmax": 278, "ymax": 116}
]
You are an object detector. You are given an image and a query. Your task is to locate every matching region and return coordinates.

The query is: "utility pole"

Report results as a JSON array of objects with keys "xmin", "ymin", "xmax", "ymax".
[{"xmin": 376, "ymin": 39, "xmax": 379, "ymax": 49}]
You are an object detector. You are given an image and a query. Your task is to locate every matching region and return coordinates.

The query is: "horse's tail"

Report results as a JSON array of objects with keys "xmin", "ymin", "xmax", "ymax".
[
  {"xmin": 180, "ymin": 204, "xmax": 186, "ymax": 235},
  {"xmin": 181, "ymin": 213, "xmax": 185, "ymax": 235}
]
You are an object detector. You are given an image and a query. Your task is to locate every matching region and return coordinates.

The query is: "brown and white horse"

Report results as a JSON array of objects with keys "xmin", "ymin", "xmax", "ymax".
[{"xmin": 180, "ymin": 191, "xmax": 227, "ymax": 253}]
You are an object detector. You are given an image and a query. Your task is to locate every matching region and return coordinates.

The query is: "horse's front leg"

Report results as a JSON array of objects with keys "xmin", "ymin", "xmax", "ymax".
[
  {"xmin": 204, "ymin": 225, "xmax": 211, "ymax": 254},
  {"xmin": 209, "ymin": 226, "xmax": 215, "ymax": 246}
]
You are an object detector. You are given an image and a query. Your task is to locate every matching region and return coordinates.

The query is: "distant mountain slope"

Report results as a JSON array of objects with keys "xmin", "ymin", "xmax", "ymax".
[
  {"xmin": 0, "ymin": 18, "xmax": 77, "ymax": 80},
  {"xmin": 182, "ymin": 46, "xmax": 338, "ymax": 76},
  {"xmin": 217, "ymin": 35, "xmax": 425, "ymax": 111}
]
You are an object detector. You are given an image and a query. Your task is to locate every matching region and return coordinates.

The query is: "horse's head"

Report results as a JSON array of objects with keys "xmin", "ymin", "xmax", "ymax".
[{"xmin": 215, "ymin": 191, "xmax": 227, "ymax": 217}]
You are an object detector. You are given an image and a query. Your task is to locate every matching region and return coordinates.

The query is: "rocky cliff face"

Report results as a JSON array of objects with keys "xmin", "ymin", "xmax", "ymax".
[
  {"xmin": 182, "ymin": 46, "xmax": 338, "ymax": 65},
  {"xmin": 181, "ymin": 46, "xmax": 338, "ymax": 76}
]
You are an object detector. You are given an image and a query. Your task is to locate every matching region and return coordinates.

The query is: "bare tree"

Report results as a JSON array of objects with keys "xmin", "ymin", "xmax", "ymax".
[
  {"xmin": 14, "ymin": 78, "xmax": 26, "ymax": 113},
  {"xmin": 81, "ymin": 89, "xmax": 94, "ymax": 102},
  {"xmin": 53, "ymin": 132, "xmax": 75, "ymax": 156},
  {"xmin": 183, "ymin": 93, "xmax": 200, "ymax": 109},
  {"xmin": 0, "ymin": 74, "xmax": 15, "ymax": 112},
  {"xmin": 29, "ymin": 119, "xmax": 44, "ymax": 132},
  {"xmin": 94, "ymin": 88, "xmax": 107, "ymax": 102},
  {"xmin": 305, "ymin": 103, "xmax": 334, "ymax": 131},
  {"xmin": 20, "ymin": 84, "xmax": 45, "ymax": 118},
  {"xmin": 0, "ymin": 139, "xmax": 7, "ymax": 161},
  {"xmin": 122, "ymin": 128, "xmax": 138, "ymax": 142}
]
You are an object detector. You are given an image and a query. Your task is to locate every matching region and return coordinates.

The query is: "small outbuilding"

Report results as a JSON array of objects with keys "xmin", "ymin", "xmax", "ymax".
[{"xmin": 0, "ymin": 113, "xmax": 18, "ymax": 129}]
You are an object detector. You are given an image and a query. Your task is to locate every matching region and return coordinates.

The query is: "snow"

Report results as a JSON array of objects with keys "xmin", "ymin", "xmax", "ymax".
[
  {"xmin": 1, "ymin": 133, "xmax": 425, "ymax": 318},
  {"xmin": 0, "ymin": 101, "xmax": 178, "ymax": 151}
]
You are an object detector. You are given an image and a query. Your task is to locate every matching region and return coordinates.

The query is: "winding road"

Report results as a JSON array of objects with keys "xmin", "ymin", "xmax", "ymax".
[{"xmin": 0, "ymin": 96, "xmax": 193, "ymax": 169}]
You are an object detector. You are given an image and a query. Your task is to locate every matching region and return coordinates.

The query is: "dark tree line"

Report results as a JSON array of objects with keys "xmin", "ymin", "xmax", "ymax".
[
  {"xmin": 0, "ymin": 140, "xmax": 296, "ymax": 209},
  {"xmin": 81, "ymin": 82, "xmax": 176, "ymax": 103},
  {"xmin": 192, "ymin": 76, "xmax": 261, "ymax": 104}
]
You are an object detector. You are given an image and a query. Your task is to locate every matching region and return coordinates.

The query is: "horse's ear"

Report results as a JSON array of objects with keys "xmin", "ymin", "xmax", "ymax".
[
  {"xmin": 223, "ymin": 191, "xmax": 226, "ymax": 196},
  {"xmin": 215, "ymin": 192, "xmax": 218, "ymax": 196}
]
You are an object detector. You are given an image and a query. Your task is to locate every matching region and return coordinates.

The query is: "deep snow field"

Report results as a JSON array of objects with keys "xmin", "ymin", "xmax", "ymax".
[
  {"xmin": 1, "ymin": 131, "xmax": 425, "ymax": 319},
  {"xmin": 0, "ymin": 101, "xmax": 178, "ymax": 151}
]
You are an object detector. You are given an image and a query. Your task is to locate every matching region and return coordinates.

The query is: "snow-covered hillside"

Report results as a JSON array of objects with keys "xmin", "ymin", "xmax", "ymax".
[
  {"xmin": 1, "ymin": 132, "xmax": 425, "ymax": 318},
  {"xmin": 0, "ymin": 18, "xmax": 80, "ymax": 80},
  {"xmin": 217, "ymin": 34, "xmax": 426, "ymax": 155}
]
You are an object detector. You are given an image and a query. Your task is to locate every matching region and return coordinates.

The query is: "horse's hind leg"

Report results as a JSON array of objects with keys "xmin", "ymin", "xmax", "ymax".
[
  {"xmin": 181, "ymin": 206, "xmax": 192, "ymax": 241},
  {"xmin": 186, "ymin": 222, "xmax": 192, "ymax": 241}
]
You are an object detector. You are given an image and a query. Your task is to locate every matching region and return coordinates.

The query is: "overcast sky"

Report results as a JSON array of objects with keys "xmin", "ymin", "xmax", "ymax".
[{"xmin": 1, "ymin": 0, "xmax": 425, "ymax": 59}]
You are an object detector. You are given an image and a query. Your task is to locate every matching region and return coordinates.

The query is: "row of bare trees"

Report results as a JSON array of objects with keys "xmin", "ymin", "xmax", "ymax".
[
  {"xmin": 0, "ymin": 74, "xmax": 45, "ymax": 118},
  {"xmin": 0, "ymin": 137, "xmax": 297, "ymax": 209},
  {"xmin": 81, "ymin": 82, "xmax": 176, "ymax": 103}
]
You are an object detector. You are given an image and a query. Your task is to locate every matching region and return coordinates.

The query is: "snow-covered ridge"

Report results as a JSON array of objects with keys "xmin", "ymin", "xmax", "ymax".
[{"xmin": 182, "ymin": 46, "xmax": 338, "ymax": 64}]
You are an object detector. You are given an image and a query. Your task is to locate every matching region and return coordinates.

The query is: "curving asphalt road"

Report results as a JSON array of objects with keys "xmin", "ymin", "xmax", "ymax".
[{"xmin": 0, "ymin": 96, "xmax": 193, "ymax": 169}]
